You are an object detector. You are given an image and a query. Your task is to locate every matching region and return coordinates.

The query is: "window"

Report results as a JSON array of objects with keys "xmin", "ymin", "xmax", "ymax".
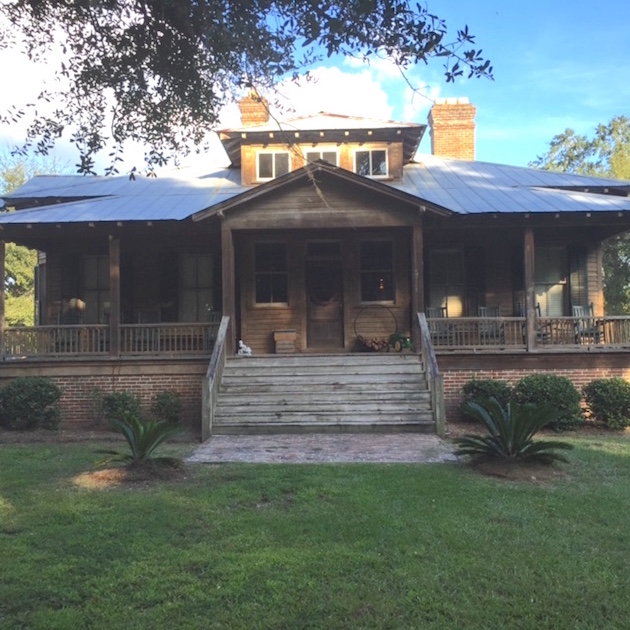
[
  {"xmin": 83, "ymin": 255, "xmax": 110, "ymax": 324},
  {"xmin": 535, "ymin": 247, "xmax": 567, "ymax": 317},
  {"xmin": 355, "ymin": 149, "xmax": 388, "ymax": 177},
  {"xmin": 429, "ymin": 250, "xmax": 465, "ymax": 317},
  {"xmin": 305, "ymin": 150, "xmax": 338, "ymax": 166},
  {"xmin": 360, "ymin": 241, "xmax": 394, "ymax": 302},
  {"xmin": 180, "ymin": 254, "xmax": 214, "ymax": 321},
  {"xmin": 257, "ymin": 151, "xmax": 290, "ymax": 180},
  {"xmin": 255, "ymin": 242, "xmax": 288, "ymax": 304}
]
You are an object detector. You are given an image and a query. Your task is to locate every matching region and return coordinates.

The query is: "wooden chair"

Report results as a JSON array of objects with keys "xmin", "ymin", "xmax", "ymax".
[
  {"xmin": 425, "ymin": 306, "xmax": 451, "ymax": 346},
  {"xmin": 478, "ymin": 305, "xmax": 505, "ymax": 345},
  {"xmin": 572, "ymin": 303, "xmax": 603, "ymax": 344},
  {"xmin": 519, "ymin": 302, "xmax": 551, "ymax": 345}
]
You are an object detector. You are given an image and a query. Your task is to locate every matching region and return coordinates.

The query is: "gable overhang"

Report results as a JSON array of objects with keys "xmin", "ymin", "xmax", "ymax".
[
  {"xmin": 219, "ymin": 125, "xmax": 426, "ymax": 168},
  {"xmin": 192, "ymin": 161, "xmax": 452, "ymax": 223}
]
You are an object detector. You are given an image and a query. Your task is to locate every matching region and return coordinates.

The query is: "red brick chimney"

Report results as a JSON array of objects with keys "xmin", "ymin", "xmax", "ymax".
[
  {"xmin": 428, "ymin": 97, "xmax": 476, "ymax": 160},
  {"xmin": 238, "ymin": 92, "xmax": 270, "ymax": 127}
]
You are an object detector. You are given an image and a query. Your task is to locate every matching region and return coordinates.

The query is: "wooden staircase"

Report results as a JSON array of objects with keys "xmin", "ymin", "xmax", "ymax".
[{"xmin": 212, "ymin": 353, "xmax": 436, "ymax": 434}]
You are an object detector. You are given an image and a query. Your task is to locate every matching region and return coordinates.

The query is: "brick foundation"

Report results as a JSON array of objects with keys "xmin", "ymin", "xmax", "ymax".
[
  {"xmin": 0, "ymin": 359, "xmax": 208, "ymax": 432},
  {"xmin": 439, "ymin": 352, "xmax": 630, "ymax": 423}
]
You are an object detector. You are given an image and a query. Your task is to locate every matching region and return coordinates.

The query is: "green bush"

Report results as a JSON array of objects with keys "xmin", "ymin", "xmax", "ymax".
[
  {"xmin": 0, "ymin": 377, "xmax": 62, "ymax": 430},
  {"xmin": 460, "ymin": 378, "xmax": 512, "ymax": 421},
  {"xmin": 583, "ymin": 378, "xmax": 630, "ymax": 430},
  {"xmin": 102, "ymin": 392, "xmax": 142, "ymax": 424},
  {"xmin": 98, "ymin": 416, "xmax": 185, "ymax": 467},
  {"xmin": 150, "ymin": 391, "xmax": 183, "ymax": 424},
  {"xmin": 454, "ymin": 398, "xmax": 573, "ymax": 464},
  {"xmin": 512, "ymin": 374, "xmax": 583, "ymax": 431}
]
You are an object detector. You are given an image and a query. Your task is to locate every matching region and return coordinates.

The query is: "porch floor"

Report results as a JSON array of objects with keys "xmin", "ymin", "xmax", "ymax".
[{"xmin": 187, "ymin": 433, "xmax": 457, "ymax": 464}]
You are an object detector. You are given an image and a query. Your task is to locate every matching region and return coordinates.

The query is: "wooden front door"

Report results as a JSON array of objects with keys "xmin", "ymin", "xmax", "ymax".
[{"xmin": 306, "ymin": 259, "xmax": 343, "ymax": 348}]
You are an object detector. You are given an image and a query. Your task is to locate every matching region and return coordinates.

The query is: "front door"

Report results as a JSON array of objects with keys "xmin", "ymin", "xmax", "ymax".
[{"xmin": 306, "ymin": 259, "xmax": 343, "ymax": 348}]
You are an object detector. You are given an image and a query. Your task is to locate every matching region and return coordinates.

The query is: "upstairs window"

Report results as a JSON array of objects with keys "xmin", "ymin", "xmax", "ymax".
[
  {"xmin": 355, "ymin": 149, "xmax": 388, "ymax": 177},
  {"xmin": 360, "ymin": 241, "xmax": 394, "ymax": 302},
  {"xmin": 257, "ymin": 151, "xmax": 290, "ymax": 180},
  {"xmin": 255, "ymin": 242, "xmax": 288, "ymax": 304},
  {"xmin": 305, "ymin": 150, "xmax": 338, "ymax": 166}
]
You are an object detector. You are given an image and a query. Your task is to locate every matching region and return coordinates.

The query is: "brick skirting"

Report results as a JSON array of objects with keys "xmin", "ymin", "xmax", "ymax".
[
  {"xmin": 0, "ymin": 359, "xmax": 208, "ymax": 432},
  {"xmin": 438, "ymin": 352, "xmax": 630, "ymax": 423}
]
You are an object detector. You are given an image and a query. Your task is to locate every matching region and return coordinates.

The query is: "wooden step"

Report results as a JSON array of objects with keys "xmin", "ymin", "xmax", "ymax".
[{"xmin": 212, "ymin": 353, "xmax": 435, "ymax": 435}]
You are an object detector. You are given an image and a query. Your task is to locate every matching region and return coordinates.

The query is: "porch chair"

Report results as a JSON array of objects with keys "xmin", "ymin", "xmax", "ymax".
[
  {"xmin": 425, "ymin": 306, "xmax": 451, "ymax": 346},
  {"xmin": 518, "ymin": 302, "xmax": 551, "ymax": 345},
  {"xmin": 135, "ymin": 309, "xmax": 161, "ymax": 352},
  {"xmin": 478, "ymin": 305, "xmax": 505, "ymax": 345},
  {"xmin": 572, "ymin": 303, "xmax": 603, "ymax": 344}
]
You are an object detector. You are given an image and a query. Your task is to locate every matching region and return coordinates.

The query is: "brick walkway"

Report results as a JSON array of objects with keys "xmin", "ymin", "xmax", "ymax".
[{"xmin": 187, "ymin": 433, "xmax": 457, "ymax": 464}]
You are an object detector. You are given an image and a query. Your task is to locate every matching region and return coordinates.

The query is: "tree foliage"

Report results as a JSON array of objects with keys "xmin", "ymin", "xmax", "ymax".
[
  {"xmin": 531, "ymin": 116, "xmax": 630, "ymax": 314},
  {"xmin": 0, "ymin": 1, "xmax": 492, "ymax": 174},
  {"xmin": 0, "ymin": 153, "xmax": 65, "ymax": 325}
]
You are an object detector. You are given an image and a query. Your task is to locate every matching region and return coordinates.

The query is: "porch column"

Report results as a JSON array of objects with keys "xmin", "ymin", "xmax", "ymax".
[
  {"xmin": 0, "ymin": 241, "xmax": 5, "ymax": 361},
  {"xmin": 109, "ymin": 236, "xmax": 121, "ymax": 357},
  {"xmin": 221, "ymin": 221, "xmax": 236, "ymax": 356},
  {"xmin": 523, "ymin": 227, "xmax": 537, "ymax": 350},
  {"xmin": 411, "ymin": 220, "xmax": 425, "ymax": 349}
]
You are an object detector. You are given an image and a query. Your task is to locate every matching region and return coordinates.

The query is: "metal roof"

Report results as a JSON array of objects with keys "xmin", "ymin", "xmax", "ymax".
[
  {"xmin": 391, "ymin": 156, "xmax": 630, "ymax": 214},
  {"xmin": 1, "ymin": 153, "xmax": 630, "ymax": 226}
]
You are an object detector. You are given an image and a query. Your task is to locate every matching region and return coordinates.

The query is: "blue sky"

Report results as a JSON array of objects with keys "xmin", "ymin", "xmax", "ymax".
[{"xmin": 0, "ymin": 0, "xmax": 629, "ymax": 172}]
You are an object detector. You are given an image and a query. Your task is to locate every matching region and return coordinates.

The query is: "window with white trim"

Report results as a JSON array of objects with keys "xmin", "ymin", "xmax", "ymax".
[
  {"xmin": 355, "ymin": 149, "xmax": 388, "ymax": 177},
  {"xmin": 257, "ymin": 151, "xmax": 290, "ymax": 180},
  {"xmin": 305, "ymin": 150, "xmax": 338, "ymax": 166}
]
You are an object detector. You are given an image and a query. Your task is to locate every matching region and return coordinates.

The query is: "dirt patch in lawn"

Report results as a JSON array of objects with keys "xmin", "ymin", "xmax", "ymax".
[
  {"xmin": 73, "ymin": 460, "xmax": 188, "ymax": 489},
  {"xmin": 468, "ymin": 459, "xmax": 570, "ymax": 484}
]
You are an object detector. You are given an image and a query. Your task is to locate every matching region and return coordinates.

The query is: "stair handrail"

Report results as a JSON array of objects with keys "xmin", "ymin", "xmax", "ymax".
[
  {"xmin": 416, "ymin": 312, "xmax": 446, "ymax": 437},
  {"xmin": 201, "ymin": 315, "xmax": 230, "ymax": 441}
]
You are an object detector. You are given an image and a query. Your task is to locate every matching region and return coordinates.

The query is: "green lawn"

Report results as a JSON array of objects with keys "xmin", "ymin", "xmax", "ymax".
[{"xmin": 1, "ymin": 436, "xmax": 629, "ymax": 629}]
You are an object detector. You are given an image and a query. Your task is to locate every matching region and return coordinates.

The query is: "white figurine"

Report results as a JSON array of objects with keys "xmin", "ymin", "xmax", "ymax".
[{"xmin": 238, "ymin": 340, "xmax": 252, "ymax": 356}]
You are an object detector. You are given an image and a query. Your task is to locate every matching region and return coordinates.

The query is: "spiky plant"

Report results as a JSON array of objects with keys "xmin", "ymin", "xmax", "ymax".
[
  {"xmin": 454, "ymin": 398, "xmax": 573, "ymax": 464},
  {"xmin": 98, "ymin": 416, "xmax": 184, "ymax": 467}
]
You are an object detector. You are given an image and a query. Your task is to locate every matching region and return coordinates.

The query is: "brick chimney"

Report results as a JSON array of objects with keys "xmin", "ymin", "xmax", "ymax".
[
  {"xmin": 428, "ymin": 97, "xmax": 476, "ymax": 160},
  {"xmin": 238, "ymin": 92, "xmax": 270, "ymax": 127}
]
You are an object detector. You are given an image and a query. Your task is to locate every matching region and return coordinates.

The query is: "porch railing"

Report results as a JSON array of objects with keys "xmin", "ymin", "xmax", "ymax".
[
  {"xmin": 2, "ymin": 320, "xmax": 222, "ymax": 360},
  {"xmin": 427, "ymin": 314, "xmax": 630, "ymax": 351}
]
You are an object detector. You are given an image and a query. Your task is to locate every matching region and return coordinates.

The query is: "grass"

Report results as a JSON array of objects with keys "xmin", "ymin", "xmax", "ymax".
[{"xmin": 1, "ymin": 436, "xmax": 629, "ymax": 629}]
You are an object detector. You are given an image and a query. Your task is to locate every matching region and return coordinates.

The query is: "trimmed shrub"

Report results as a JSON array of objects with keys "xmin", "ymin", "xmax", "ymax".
[
  {"xmin": 0, "ymin": 377, "xmax": 62, "ymax": 430},
  {"xmin": 102, "ymin": 392, "xmax": 142, "ymax": 424},
  {"xmin": 513, "ymin": 374, "xmax": 583, "ymax": 431},
  {"xmin": 583, "ymin": 378, "xmax": 630, "ymax": 430},
  {"xmin": 460, "ymin": 378, "xmax": 512, "ymax": 421},
  {"xmin": 150, "ymin": 391, "xmax": 183, "ymax": 425}
]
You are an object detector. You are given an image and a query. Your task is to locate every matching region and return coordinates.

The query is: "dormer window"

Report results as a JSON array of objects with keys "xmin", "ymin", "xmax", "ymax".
[
  {"xmin": 305, "ymin": 150, "xmax": 338, "ymax": 166},
  {"xmin": 257, "ymin": 151, "xmax": 290, "ymax": 180},
  {"xmin": 355, "ymin": 149, "xmax": 388, "ymax": 178}
]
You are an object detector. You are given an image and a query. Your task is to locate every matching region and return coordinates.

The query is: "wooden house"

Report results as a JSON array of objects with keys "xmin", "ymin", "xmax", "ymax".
[{"xmin": 2, "ymin": 96, "xmax": 630, "ymax": 436}]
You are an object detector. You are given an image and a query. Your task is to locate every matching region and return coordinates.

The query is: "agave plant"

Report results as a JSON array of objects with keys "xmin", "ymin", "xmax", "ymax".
[
  {"xmin": 98, "ymin": 416, "xmax": 185, "ymax": 466},
  {"xmin": 454, "ymin": 398, "xmax": 573, "ymax": 464}
]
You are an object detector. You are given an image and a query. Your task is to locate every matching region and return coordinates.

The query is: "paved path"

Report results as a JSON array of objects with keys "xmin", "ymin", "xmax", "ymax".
[{"xmin": 187, "ymin": 433, "xmax": 457, "ymax": 464}]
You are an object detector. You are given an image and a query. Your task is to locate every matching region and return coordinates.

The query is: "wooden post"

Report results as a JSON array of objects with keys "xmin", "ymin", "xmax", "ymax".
[
  {"xmin": 221, "ymin": 221, "xmax": 235, "ymax": 356},
  {"xmin": 524, "ymin": 227, "xmax": 536, "ymax": 351},
  {"xmin": 0, "ymin": 241, "xmax": 5, "ymax": 361},
  {"xmin": 411, "ymin": 220, "xmax": 425, "ymax": 350},
  {"xmin": 109, "ymin": 236, "xmax": 121, "ymax": 357}
]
